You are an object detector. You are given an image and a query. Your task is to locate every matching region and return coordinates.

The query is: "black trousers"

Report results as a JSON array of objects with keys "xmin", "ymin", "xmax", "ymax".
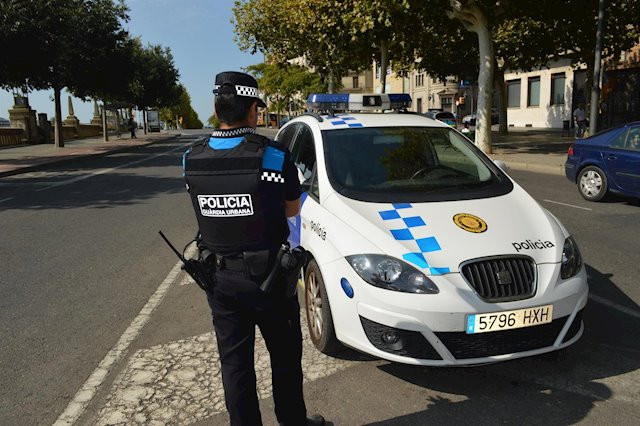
[{"xmin": 206, "ymin": 269, "xmax": 307, "ymax": 426}]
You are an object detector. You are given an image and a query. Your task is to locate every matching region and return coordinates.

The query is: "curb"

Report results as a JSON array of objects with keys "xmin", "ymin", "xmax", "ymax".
[
  {"xmin": 0, "ymin": 135, "xmax": 178, "ymax": 178},
  {"xmin": 498, "ymin": 159, "xmax": 565, "ymax": 176}
]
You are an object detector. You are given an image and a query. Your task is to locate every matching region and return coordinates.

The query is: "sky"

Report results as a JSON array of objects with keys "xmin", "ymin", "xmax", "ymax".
[{"xmin": 0, "ymin": 0, "xmax": 260, "ymax": 124}]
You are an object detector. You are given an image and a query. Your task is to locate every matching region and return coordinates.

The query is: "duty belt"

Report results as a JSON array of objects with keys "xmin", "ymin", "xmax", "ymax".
[{"xmin": 215, "ymin": 254, "xmax": 246, "ymax": 272}]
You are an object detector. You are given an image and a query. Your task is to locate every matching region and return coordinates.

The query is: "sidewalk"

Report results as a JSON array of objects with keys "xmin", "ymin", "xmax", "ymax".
[
  {"xmin": 0, "ymin": 131, "xmax": 176, "ymax": 177},
  {"xmin": 488, "ymin": 128, "xmax": 573, "ymax": 176}
]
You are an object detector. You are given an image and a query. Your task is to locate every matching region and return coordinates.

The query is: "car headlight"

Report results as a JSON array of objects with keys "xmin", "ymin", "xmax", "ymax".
[
  {"xmin": 346, "ymin": 254, "xmax": 439, "ymax": 294},
  {"xmin": 561, "ymin": 236, "xmax": 582, "ymax": 279}
]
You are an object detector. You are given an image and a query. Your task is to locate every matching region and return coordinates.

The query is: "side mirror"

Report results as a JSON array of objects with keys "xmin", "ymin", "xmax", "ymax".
[{"xmin": 494, "ymin": 160, "xmax": 509, "ymax": 173}]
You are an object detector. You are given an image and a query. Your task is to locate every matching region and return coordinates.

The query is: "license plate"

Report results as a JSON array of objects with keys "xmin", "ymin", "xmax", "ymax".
[{"xmin": 466, "ymin": 305, "xmax": 553, "ymax": 334}]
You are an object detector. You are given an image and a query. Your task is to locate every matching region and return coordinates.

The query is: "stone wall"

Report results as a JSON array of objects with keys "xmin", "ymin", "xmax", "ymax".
[{"xmin": 0, "ymin": 128, "xmax": 25, "ymax": 146}]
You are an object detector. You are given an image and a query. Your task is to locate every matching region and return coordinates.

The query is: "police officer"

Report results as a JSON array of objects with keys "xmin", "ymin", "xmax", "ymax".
[{"xmin": 183, "ymin": 71, "xmax": 325, "ymax": 426}]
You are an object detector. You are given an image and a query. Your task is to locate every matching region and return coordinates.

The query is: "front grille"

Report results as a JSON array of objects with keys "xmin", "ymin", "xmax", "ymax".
[
  {"xmin": 360, "ymin": 316, "xmax": 442, "ymax": 360},
  {"xmin": 436, "ymin": 311, "xmax": 583, "ymax": 359},
  {"xmin": 461, "ymin": 256, "xmax": 536, "ymax": 302}
]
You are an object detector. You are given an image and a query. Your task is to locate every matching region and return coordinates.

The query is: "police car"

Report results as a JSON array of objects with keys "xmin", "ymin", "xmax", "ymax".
[{"xmin": 277, "ymin": 93, "xmax": 587, "ymax": 366}]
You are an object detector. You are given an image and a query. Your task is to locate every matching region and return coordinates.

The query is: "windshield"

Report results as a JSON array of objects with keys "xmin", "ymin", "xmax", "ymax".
[{"xmin": 322, "ymin": 127, "xmax": 513, "ymax": 202}]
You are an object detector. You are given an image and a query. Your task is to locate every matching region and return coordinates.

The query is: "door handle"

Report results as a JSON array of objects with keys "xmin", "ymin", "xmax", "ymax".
[{"xmin": 606, "ymin": 155, "xmax": 617, "ymax": 160}]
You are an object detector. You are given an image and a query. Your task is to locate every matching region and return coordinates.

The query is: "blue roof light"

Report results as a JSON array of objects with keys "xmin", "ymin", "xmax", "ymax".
[
  {"xmin": 307, "ymin": 93, "xmax": 412, "ymax": 112},
  {"xmin": 307, "ymin": 93, "xmax": 350, "ymax": 111}
]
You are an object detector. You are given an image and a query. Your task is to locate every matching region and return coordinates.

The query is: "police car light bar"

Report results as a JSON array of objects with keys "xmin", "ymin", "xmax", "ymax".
[{"xmin": 307, "ymin": 93, "xmax": 412, "ymax": 112}]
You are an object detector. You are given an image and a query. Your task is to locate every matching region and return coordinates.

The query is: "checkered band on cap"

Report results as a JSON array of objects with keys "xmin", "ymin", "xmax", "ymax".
[{"xmin": 214, "ymin": 85, "xmax": 259, "ymax": 98}]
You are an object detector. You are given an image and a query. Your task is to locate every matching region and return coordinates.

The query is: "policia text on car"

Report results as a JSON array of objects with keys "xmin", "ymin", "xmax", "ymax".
[{"xmin": 171, "ymin": 71, "xmax": 325, "ymax": 426}]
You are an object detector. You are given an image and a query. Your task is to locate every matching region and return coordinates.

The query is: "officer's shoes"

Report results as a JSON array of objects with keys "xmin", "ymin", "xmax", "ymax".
[{"xmin": 306, "ymin": 414, "xmax": 326, "ymax": 425}]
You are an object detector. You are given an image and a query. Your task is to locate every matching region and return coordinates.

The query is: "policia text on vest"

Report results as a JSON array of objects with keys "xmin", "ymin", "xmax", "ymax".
[{"xmin": 197, "ymin": 194, "xmax": 254, "ymax": 217}]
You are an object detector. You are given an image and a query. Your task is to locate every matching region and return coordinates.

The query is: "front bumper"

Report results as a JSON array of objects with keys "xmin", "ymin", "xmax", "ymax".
[{"xmin": 321, "ymin": 258, "xmax": 588, "ymax": 366}]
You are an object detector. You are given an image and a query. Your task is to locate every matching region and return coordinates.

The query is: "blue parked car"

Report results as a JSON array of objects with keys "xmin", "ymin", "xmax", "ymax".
[{"xmin": 565, "ymin": 122, "xmax": 640, "ymax": 201}]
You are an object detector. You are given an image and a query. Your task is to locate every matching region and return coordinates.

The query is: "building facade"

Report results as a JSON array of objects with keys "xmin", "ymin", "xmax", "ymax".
[
  {"xmin": 503, "ymin": 59, "xmax": 578, "ymax": 128},
  {"xmin": 341, "ymin": 69, "xmax": 375, "ymax": 93}
]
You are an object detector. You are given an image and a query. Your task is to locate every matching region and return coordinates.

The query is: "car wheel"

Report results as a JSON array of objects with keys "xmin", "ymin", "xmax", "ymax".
[
  {"xmin": 304, "ymin": 259, "xmax": 341, "ymax": 354},
  {"xmin": 578, "ymin": 166, "xmax": 608, "ymax": 201}
]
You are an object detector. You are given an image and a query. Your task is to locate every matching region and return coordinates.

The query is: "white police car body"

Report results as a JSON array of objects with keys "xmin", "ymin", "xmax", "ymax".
[{"xmin": 277, "ymin": 94, "xmax": 587, "ymax": 366}]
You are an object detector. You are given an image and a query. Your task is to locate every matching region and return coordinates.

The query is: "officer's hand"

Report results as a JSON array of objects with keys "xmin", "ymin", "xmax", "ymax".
[{"xmin": 285, "ymin": 198, "xmax": 301, "ymax": 217}]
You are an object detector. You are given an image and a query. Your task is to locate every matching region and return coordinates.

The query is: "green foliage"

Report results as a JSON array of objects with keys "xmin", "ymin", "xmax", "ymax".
[
  {"xmin": 234, "ymin": 0, "xmax": 367, "ymax": 84},
  {"xmin": 207, "ymin": 114, "xmax": 220, "ymax": 128},
  {"xmin": 245, "ymin": 62, "xmax": 326, "ymax": 115},
  {"xmin": 160, "ymin": 85, "xmax": 203, "ymax": 129},
  {"xmin": 0, "ymin": 0, "xmax": 129, "ymax": 93},
  {"xmin": 126, "ymin": 39, "xmax": 181, "ymax": 110}
]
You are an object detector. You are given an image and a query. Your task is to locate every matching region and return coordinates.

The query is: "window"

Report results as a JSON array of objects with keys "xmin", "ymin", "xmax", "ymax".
[
  {"xmin": 417, "ymin": 98, "xmax": 423, "ymax": 114},
  {"xmin": 415, "ymin": 73, "xmax": 424, "ymax": 87},
  {"xmin": 527, "ymin": 76, "xmax": 540, "ymax": 107},
  {"xmin": 290, "ymin": 124, "xmax": 316, "ymax": 181},
  {"xmin": 322, "ymin": 127, "xmax": 513, "ymax": 203},
  {"xmin": 507, "ymin": 79, "xmax": 521, "ymax": 108},
  {"xmin": 609, "ymin": 129, "xmax": 628, "ymax": 149},
  {"xmin": 625, "ymin": 127, "xmax": 640, "ymax": 151},
  {"xmin": 551, "ymin": 73, "xmax": 566, "ymax": 105},
  {"xmin": 277, "ymin": 123, "xmax": 299, "ymax": 150},
  {"xmin": 441, "ymin": 97, "xmax": 452, "ymax": 106},
  {"xmin": 352, "ymin": 76, "xmax": 359, "ymax": 89}
]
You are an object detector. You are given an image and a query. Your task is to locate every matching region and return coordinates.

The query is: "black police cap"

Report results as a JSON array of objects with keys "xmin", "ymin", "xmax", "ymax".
[{"xmin": 213, "ymin": 71, "xmax": 266, "ymax": 108}]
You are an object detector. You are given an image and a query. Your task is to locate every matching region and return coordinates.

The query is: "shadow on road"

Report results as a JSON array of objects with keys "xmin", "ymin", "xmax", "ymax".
[
  {"xmin": 0, "ymin": 142, "xmax": 190, "ymax": 210},
  {"xmin": 367, "ymin": 263, "xmax": 640, "ymax": 425}
]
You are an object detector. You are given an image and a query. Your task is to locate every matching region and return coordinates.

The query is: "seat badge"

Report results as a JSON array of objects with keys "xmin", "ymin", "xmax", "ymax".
[{"xmin": 496, "ymin": 270, "xmax": 512, "ymax": 285}]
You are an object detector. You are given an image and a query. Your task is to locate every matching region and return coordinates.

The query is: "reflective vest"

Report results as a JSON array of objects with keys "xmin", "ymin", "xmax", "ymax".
[{"xmin": 184, "ymin": 133, "xmax": 290, "ymax": 252}]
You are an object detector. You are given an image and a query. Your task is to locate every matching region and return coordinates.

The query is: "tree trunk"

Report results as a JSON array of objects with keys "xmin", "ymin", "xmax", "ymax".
[
  {"xmin": 327, "ymin": 72, "xmax": 335, "ymax": 94},
  {"xmin": 143, "ymin": 110, "xmax": 148, "ymax": 134},
  {"xmin": 53, "ymin": 86, "xmax": 64, "ymax": 148},
  {"xmin": 494, "ymin": 65, "xmax": 508, "ymax": 134},
  {"xmin": 589, "ymin": 0, "xmax": 605, "ymax": 135},
  {"xmin": 473, "ymin": 18, "xmax": 494, "ymax": 153},
  {"xmin": 102, "ymin": 102, "xmax": 109, "ymax": 142},
  {"xmin": 380, "ymin": 38, "xmax": 389, "ymax": 94}
]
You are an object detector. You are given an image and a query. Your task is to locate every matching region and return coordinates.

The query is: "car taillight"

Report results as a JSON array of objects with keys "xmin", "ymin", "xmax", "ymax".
[{"xmin": 568, "ymin": 145, "xmax": 574, "ymax": 156}]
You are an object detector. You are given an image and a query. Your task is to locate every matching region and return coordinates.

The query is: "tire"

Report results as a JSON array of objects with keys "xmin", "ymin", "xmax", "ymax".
[
  {"xmin": 578, "ymin": 166, "xmax": 608, "ymax": 201},
  {"xmin": 304, "ymin": 259, "xmax": 341, "ymax": 354}
]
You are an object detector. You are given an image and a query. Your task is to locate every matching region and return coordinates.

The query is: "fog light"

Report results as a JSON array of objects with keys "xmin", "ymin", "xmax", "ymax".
[{"xmin": 381, "ymin": 331, "xmax": 399, "ymax": 344}]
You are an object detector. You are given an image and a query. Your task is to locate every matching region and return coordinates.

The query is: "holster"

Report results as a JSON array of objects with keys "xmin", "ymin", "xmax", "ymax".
[{"xmin": 242, "ymin": 249, "xmax": 271, "ymax": 277}]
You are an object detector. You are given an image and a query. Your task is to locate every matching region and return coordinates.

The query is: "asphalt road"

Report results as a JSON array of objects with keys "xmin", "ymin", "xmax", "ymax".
[{"xmin": 1, "ymin": 135, "xmax": 639, "ymax": 425}]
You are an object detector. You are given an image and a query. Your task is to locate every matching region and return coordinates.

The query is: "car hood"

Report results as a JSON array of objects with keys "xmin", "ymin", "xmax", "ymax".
[{"xmin": 325, "ymin": 185, "xmax": 565, "ymax": 275}]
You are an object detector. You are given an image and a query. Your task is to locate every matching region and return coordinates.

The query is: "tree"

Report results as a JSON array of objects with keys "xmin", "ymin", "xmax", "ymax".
[
  {"xmin": 234, "ymin": 0, "xmax": 367, "ymax": 91},
  {"xmin": 207, "ymin": 114, "xmax": 220, "ymax": 129},
  {"xmin": 160, "ymin": 85, "xmax": 203, "ymax": 129},
  {"xmin": 0, "ymin": 0, "xmax": 129, "ymax": 147},
  {"xmin": 246, "ymin": 62, "xmax": 326, "ymax": 124},
  {"xmin": 125, "ymin": 40, "xmax": 181, "ymax": 132}
]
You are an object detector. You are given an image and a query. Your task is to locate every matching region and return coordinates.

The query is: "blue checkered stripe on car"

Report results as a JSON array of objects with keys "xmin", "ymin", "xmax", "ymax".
[
  {"xmin": 378, "ymin": 203, "xmax": 451, "ymax": 275},
  {"xmin": 327, "ymin": 114, "xmax": 363, "ymax": 128}
]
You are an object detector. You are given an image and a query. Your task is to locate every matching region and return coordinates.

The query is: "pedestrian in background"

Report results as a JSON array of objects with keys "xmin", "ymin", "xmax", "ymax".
[
  {"xmin": 128, "ymin": 117, "xmax": 137, "ymax": 139},
  {"xmin": 573, "ymin": 104, "xmax": 586, "ymax": 138},
  {"xmin": 182, "ymin": 71, "xmax": 325, "ymax": 426}
]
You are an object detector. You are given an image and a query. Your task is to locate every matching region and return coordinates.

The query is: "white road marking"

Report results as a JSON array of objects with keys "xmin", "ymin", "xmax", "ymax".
[
  {"xmin": 53, "ymin": 244, "xmax": 197, "ymax": 426},
  {"xmin": 0, "ymin": 197, "xmax": 13, "ymax": 203},
  {"xmin": 589, "ymin": 294, "xmax": 640, "ymax": 319},
  {"xmin": 37, "ymin": 144, "xmax": 185, "ymax": 192},
  {"xmin": 543, "ymin": 199, "xmax": 592, "ymax": 211}
]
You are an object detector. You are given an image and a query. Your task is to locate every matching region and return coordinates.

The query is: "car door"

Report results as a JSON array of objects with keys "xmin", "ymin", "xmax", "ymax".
[
  {"xmin": 287, "ymin": 123, "xmax": 322, "ymax": 248},
  {"xmin": 604, "ymin": 126, "xmax": 640, "ymax": 194},
  {"xmin": 613, "ymin": 126, "xmax": 640, "ymax": 194}
]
